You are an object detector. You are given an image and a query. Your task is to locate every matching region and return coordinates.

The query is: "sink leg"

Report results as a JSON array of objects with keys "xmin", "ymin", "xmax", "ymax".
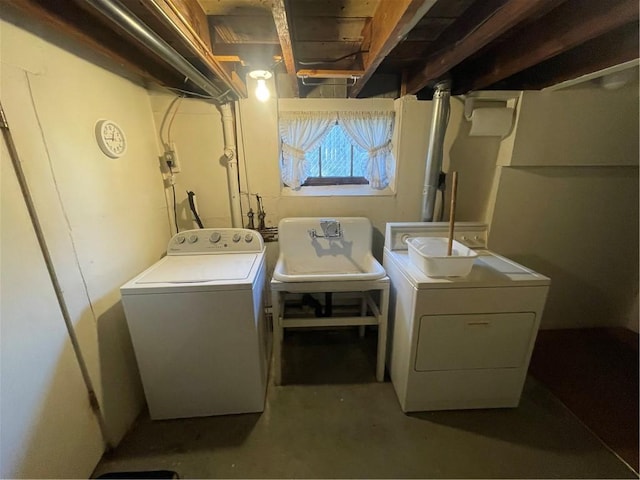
[
  {"xmin": 272, "ymin": 291, "xmax": 283, "ymax": 386},
  {"xmin": 376, "ymin": 287, "xmax": 389, "ymax": 382},
  {"xmin": 324, "ymin": 292, "xmax": 333, "ymax": 317}
]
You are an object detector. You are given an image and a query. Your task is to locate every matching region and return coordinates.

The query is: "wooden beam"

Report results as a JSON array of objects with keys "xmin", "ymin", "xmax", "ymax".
[
  {"xmin": 213, "ymin": 55, "xmax": 243, "ymax": 63},
  {"xmin": 400, "ymin": 69, "xmax": 409, "ymax": 96},
  {"xmin": 272, "ymin": 0, "xmax": 299, "ymax": 97},
  {"xmin": 462, "ymin": 0, "xmax": 639, "ymax": 92},
  {"xmin": 405, "ymin": 0, "xmax": 565, "ymax": 95},
  {"xmin": 134, "ymin": 0, "xmax": 247, "ymax": 97},
  {"xmin": 488, "ymin": 22, "xmax": 639, "ymax": 91},
  {"xmin": 350, "ymin": 0, "xmax": 438, "ymax": 97},
  {"xmin": 3, "ymin": 0, "xmax": 184, "ymax": 88}
]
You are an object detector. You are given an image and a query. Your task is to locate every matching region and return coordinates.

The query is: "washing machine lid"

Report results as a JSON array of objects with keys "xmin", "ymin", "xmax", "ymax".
[
  {"xmin": 136, "ymin": 254, "xmax": 257, "ymax": 284},
  {"xmin": 120, "ymin": 252, "xmax": 266, "ymax": 295},
  {"xmin": 387, "ymin": 249, "xmax": 549, "ymax": 289}
]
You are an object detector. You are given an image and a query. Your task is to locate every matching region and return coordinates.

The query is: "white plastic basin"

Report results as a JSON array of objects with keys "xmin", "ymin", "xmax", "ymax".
[
  {"xmin": 273, "ymin": 217, "xmax": 386, "ymax": 282},
  {"xmin": 407, "ymin": 237, "xmax": 477, "ymax": 277}
]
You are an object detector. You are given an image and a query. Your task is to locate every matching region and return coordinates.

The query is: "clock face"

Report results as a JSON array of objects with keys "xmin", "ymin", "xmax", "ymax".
[{"xmin": 95, "ymin": 120, "xmax": 126, "ymax": 158}]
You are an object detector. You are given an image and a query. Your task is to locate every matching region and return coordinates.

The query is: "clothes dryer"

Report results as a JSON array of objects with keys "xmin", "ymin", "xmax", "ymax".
[{"xmin": 383, "ymin": 222, "xmax": 550, "ymax": 412}]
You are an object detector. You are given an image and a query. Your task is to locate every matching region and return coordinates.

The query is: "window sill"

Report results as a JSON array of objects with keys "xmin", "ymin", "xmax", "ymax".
[{"xmin": 281, "ymin": 183, "xmax": 396, "ymax": 197}]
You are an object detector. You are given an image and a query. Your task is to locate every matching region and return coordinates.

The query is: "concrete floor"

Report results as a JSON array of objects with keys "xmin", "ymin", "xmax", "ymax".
[{"xmin": 94, "ymin": 329, "xmax": 636, "ymax": 479}]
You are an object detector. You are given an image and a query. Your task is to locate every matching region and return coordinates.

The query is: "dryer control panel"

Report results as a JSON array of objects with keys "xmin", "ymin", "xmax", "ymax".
[
  {"xmin": 384, "ymin": 222, "xmax": 488, "ymax": 251},
  {"xmin": 167, "ymin": 228, "xmax": 264, "ymax": 254}
]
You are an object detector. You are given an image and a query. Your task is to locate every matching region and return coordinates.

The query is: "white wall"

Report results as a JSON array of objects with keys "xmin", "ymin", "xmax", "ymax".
[
  {"xmin": 1, "ymin": 136, "xmax": 105, "ymax": 478},
  {"xmin": 236, "ymin": 93, "xmax": 499, "ymax": 260},
  {"xmin": 149, "ymin": 92, "xmax": 232, "ymax": 231},
  {"xmin": 444, "ymin": 99, "xmax": 502, "ymax": 222},
  {"xmin": 487, "ymin": 86, "xmax": 639, "ymax": 329},
  {"xmin": 1, "ymin": 19, "xmax": 170, "ymax": 477}
]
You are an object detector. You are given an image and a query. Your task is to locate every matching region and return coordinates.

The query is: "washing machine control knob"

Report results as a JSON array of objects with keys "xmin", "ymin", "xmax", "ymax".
[
  {"xmin": 209, "ymin": 232, "xmax": 221, "ymax": 243},
  {"xmin": 244, "ymin": 234, "xmax": 253, "ymax": 243},
  {"xmin": 175, "ymin": 235, "xmax": 186, "ymax": 244},
  {"xmin": 232, "ymin": 233, "xmax": 241, "ymax": 243},
  {"xmin": 188, "ymin": 234, "xmax": 198, "ymax": 244}
]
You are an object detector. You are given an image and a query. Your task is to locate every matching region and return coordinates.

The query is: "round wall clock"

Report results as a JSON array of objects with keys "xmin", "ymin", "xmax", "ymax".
[{"xmin": 95, "ymin": 119, "xmax": 127, "ymax": 158}]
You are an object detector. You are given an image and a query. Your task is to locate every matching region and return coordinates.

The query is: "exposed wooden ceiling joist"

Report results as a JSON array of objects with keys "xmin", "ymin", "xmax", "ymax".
[
  {"xmin": 405, "ymin": 0, "xmax": 566, "ymax": 95},
  {"xmin": 272, "ymin": 0, "xmax": 299, "ymax": 96},
  {"xmin": 3, "ymin": 0, "xmax": 185, "ymax": 88},
  {"xmin": 349, "ymin": 0, "xmax": 438, "ymax": 97},
  {"xmin": 457, "ymin": 0, "xmax": 639, "ymax": 93},
  {"xmin": 8, "ymin": 0, "xmax": 639, "ymax": 100},
  {"xmin": 490, "ymin": 22, "xmax": 640, "ymax": 92},
  {"xmin": 127, "ymin": 0, "xmax": 246, "ymax": 98}
]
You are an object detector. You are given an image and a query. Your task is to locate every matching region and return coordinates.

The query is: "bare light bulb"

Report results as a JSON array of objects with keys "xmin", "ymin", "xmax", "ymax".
[{"xmin": 255, "ymin": 78, "xmax": 270, "ymax": 102}]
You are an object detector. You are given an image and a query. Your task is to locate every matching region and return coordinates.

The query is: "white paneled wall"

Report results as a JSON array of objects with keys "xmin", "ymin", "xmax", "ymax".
[
  {"xmin": 1, "ymin": 19, "xmax": 170, "ymax": 477},
  {"xmin": 488, "ymin": 85, "xmax": 639, "ymax": 329}
]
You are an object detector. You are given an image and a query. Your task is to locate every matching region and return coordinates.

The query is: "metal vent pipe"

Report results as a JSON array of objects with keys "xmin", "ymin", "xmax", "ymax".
[
  {"xmin": 421, "ymin": 81, "xmax": 451, "ymax": 221},
  {"xmin": 83, "ymin": 0, "xmax": 226, "ymax": 100}
]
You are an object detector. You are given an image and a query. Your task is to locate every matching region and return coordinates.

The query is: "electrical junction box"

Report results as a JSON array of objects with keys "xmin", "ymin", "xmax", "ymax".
[{"xmin": 163, "ymin": 142, "xmax": 181, "ymax": 173}]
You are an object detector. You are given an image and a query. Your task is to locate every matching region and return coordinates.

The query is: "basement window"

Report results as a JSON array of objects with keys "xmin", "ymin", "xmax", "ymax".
[
  {"xmin": 302, "ymin": 123, "xmax": 369, "ymax": 187},
  {"xmin": 279, "ymin": 109, "xmax": 396, "ymax": 195}
]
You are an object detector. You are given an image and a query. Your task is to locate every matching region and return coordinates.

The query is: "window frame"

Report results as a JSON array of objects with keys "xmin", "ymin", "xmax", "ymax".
[
  {"xmin": 302, "ymin": 122, "xmax": 369, "ymax": 187},
  {"xmin": 277, "ymin": 98, "xmax": 397, "ymax": 197}
]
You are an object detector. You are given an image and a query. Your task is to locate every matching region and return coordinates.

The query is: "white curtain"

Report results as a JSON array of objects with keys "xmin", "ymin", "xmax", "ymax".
[
  {"xmin": 339, "ymin": 111, "xmax": 395, "ymax": 189},
  {"xmin": 279, "ymin": 111, "xmax": 336, "ymax": 190}
]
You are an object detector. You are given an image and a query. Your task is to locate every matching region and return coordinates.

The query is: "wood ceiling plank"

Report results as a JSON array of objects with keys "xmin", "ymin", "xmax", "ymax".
[
  {"xmin": 295, "ymin": 41, "xmax": 362, "ymax": 61},
  {"xmin": 427, "ymin": 0, "xmax": 509, "ymax": 49},
  {"xmin": 212, "ymin": 42, "xmax": 282, "ymax": 60},
  {"xmin": 405, "ymin": 17, "xmax": 454, "ymax": 41},
  {"xmin": 288, "ymin": 0, "xmax": 380, "ymax": 18},
  {"xmin": 425, "ymin": 0, "xmax": 474, "ymax": 18},
  {"xmin": 486, "ymin": 22, "xmax": 640, "ymax": 91},
  {"xmin": 293, "ymin": 17, "xmax": 367, "ymax": 42},
  {"xmin": 350, "ymin": 0, "xmax": 438, "ymax": 97},
  {"xmin": 168, "ymin": 0, "xmax": 213, "ymax": 47},
  {"xmin": 461, "ymin": 0, "xmax": 639, "ymax": 92},
  {"xmin": 272, "ymin": 0, "xmax": 299, "ymax": 96},
  {"xmin": 198, "ymin": 0, "xmax": 271, "ymax": 16},
  {"xmin": 208, "ymin": 15, "xmax": 278, "ymax": 43},
  {"xmin": 387, "ymin": 40, "xmax": 432, "ymax": 59}
]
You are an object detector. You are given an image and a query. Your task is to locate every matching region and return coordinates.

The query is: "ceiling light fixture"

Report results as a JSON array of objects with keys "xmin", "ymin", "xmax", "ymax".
[{"xmin": 248, "ymin": 70, "xmax": 273, "ymax": 102}]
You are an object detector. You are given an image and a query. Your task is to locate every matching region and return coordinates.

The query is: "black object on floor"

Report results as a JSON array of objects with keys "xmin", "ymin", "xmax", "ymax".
[{"xmin": 96, "ymin": 470, "xmax": 179, "ymax": 479}]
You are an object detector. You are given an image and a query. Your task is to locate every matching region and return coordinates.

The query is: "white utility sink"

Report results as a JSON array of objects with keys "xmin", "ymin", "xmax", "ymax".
[{"xmin": 273, "ymin": 217, "xmax": 386, "ymax": 282}]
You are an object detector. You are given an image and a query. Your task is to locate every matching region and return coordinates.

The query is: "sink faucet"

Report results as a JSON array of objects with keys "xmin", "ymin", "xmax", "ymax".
[{"xmin": 309, "ymin": 219, "xmax": 342, "ymax": 239}]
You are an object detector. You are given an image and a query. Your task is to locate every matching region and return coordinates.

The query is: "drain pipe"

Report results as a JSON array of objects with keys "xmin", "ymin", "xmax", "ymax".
[
  {"xmin": 220, "ymin": 103, "xmax": 243, "ymax": 227},
  {"xmin": 421, "ymin": 80, "xmax": 451, "ymax": 221}
]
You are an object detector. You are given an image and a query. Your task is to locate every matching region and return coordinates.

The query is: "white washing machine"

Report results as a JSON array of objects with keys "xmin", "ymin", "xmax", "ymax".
[
  {"xmin": 383, "ymin": 222, "xmax": 550, "ymax": 412},
  {"xmin": 120, "ymin": 228, "xmax": 269, "ymax": 420}
]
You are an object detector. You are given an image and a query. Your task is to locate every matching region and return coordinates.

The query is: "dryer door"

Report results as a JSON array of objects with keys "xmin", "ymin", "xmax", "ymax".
[{"xmin": 415, "ymin": 312, "xmax": 536, "ymax": 371}]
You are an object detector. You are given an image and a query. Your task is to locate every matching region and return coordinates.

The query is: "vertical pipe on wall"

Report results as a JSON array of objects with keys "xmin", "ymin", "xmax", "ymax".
[
  {"xmin": 220, "ymin": 103, "xmax": 242, "ymax": 227},
  {"xmin": 421, "ymin": 81, "xmax": 451, "ymax": 221}
]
